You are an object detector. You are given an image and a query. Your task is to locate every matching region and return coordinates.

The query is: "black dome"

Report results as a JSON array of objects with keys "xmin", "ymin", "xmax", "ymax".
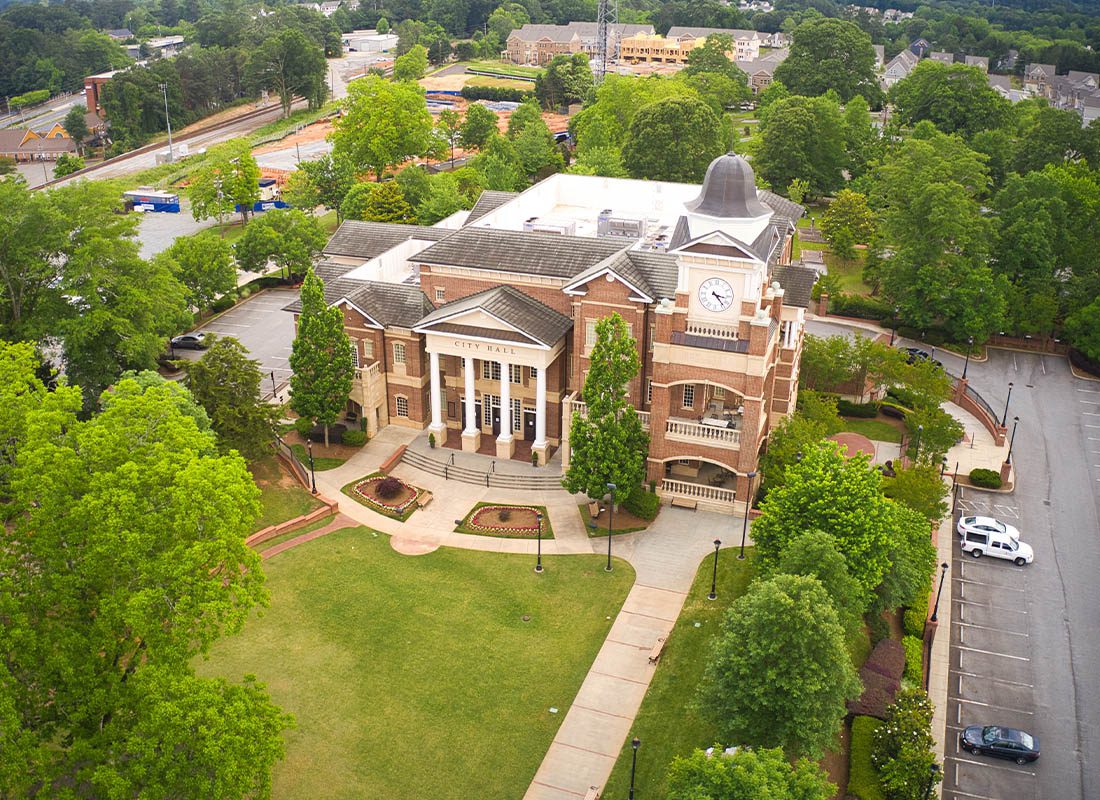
[{"xmin": 685, "ymin": 153, "xmax": 770, "ymax": 219}]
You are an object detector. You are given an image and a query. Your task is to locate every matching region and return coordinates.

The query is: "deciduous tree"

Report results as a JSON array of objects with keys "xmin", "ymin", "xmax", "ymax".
[
  {"xmin": 188, "ymin": 138, "xmax": 262, "ymax": 224},
  {"xmin": 245, "ymin": 27, "xmax": 327, "ymax": 117},
  {"xmin": 62, "ymin": 105, "xmax": 89, "ymax": 148},
  {"xmin": 889, "ymin": 61, "xmax": 1008, "ymax": 139},
  {"xmin": 342, "ymin": 180, "xmax": 417, "ymax": 222},
  {"xmin": 667, "ymin": 746, "xmax": 834, "ymax": 800},
  {"xmin": 821, "ymin": 189, "xmax": 876, "ymax": 259},
  {"xmin": 698, "ymin": 574, "xmax": 861, "ymax": 758},
  {"xmin": 460, "ymin": 102, "xmax": 500, "ymax": 150},
  {"xmin": 157, "ymin": 230, "xmax": 236, "ymax": 311},
  {"xmin": 622, "ymin": 96, "xmax": 725, "ymax": 183},
  {"xmin": 393, "ymin": 43, "xmax": 428, "ymax": 82},
  {"xmin": 755, "ymin": 94, "xmax": 846, "ymax": 197},
  {"xmin": 233, "ymin": 208, "xmax": 326, "ymax": 279},
  {"xmin": 776, "ymin": 531, "xmax": 864, "ymax": 639},
  {"xmin": 331, "ymin": 76, "xmax": 435, "ymax": 180},
  {"xmin": 535, "ymin": 53, "xmax": 593, "ymax": 109},
  {"xmin": 286, "ymin": 154, "xmax": 355, "ymax": 219},
  {"xmin": 563, "ymin": 312, "xmax": 649, "ymax": 500},
  {"xmin": 774, "ymin": 18, "xmax": 881, "ymax": 103}
]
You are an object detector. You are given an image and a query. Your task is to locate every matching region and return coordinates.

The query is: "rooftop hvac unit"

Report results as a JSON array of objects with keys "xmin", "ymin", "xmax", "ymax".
[
  {"xmin": 523, "ymin": 217, "xmax": 576, "ymax": 236},
  {"xmin": 597, "ymin": 211, "xmax": 647, "ymax": 239}
]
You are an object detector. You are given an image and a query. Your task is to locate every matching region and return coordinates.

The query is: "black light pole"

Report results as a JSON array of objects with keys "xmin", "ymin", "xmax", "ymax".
[
  {"xmin": 708, "ymin": 538, "xmax": 721, "ymax": 600},
  {"xmin": 605, "ymin": 482, "xmax": 616, "ymax": 572},
  {"xmin": 270, "ymin": 370, "xmax": 277, "ymax": 398},
  {"xmin": 1007, "ymin": 416, "xmax": 1020, "ymax": 465},
  {"xmin": 306, "ymin": 439, "xmax": 317, "ymax": 494},
  {"xmin": 940, "ymin": 457, "xmax": 948, "ymax": 477},
  {"xmin": 889, "ymin": 306, "xmax": 899, "ymax": 346},
  {"xmin": 1001, "ymin": 382, "xmax": 1014, "ymax": 426},
  {"xmin": 913, "ymin": 424, "xmax": 923, "ymax": 460},
  {"xmin": 534, "ymin": 511, "xmax": 544, "ymax": 574},
  {"xmin": 930, "ymin": 561, "xmax": 949, "ymax": 622},
  {"xmin": 923, "ymin": 763, "xmax": 941, "ymax": 800},
  {"xmin": 962, "ymin": 336, "xmax": 974, "ymax": 379},
  {"xmin": 628, "ymin": 737, "xmax": 640, "ymax": 800},
  {"xmin": 738, "ymin": 471, "xmax": 756, "ymax": 560}
]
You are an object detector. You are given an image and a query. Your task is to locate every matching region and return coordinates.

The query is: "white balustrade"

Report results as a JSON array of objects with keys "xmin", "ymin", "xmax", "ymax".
[
  {"xmin": 569, "ymin": 399, "xmax": 650, "ymax": 429},
  {"xmin": 665, "ymin": 418, "xmax": 741, "ymax": 446},
  {"xmin": 660, "ymin": 478, "xmax": 736, "ymax": 504},
  {"xmin": 685, "ymin": 319, "xmax": 741, "ymax": 340}
]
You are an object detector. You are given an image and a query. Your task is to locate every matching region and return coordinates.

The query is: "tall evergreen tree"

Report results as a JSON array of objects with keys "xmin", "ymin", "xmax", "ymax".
[
  {"xmin": 562, "ymin": 313, "xmax": 649, "ymax": 501},
  {"xmin": 289, "ymin": 268, "xmax": 354, "ymax": 447}
]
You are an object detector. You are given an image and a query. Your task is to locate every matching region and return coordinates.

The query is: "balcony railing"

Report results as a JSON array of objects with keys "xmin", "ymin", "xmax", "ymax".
[
  {"xmin": 354, "ymin": 360, "xmax": 381, "ymax": 382},
  {"xmin": 684, "ymin": 319, "xmax": 740, "ymax": 340},
  {"xmin": 660, "ymin": 478, "xmax": 736, "ymax": 505},
  {"xmin": 570, "ymin": 399, "xmax": 651, "ymax": 430},
  {"xmin": 665, "ymin": 418, "xmax": 741, "ymax": 446}
]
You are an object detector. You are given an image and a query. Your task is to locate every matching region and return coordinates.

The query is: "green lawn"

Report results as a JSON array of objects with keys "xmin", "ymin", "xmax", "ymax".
[
  {"xmin": 601, "ymin": 550, "xmax": 757, "ymax": 800},
  {"xmin": 197, "ymin": 528, "xmax": 635, "ymax": 800},
  {"xmin": 839, "ymin": 417, "xmax": 904, "ymax": 443},
  {"xmin": 250, "ymin": 456, "xmax": 326, "ymax": 531},
  {"xmin": 317, "ymin": 208, "xmax": 340, "ymax": 233},
  {"xmin": 290, "ymin": 443, "xmax": 346, "ymax": 471},
  {"xmin": 462, "ymin": 59, "xmax": 542, "ymax": 77},
  {"xmin": 577, "ymin": 504, "xmax": 651, "ymax": 535},
  {"xmin": 465, "ymin": 74, "xmax": 535, "ymax": 90},
  {"xmin": 210, "ymin": 220, "xmax": 249, "ymax": 243},
  {"xmin": 824, "ymin": 250, "xmax": 871, "ymax": 295}
]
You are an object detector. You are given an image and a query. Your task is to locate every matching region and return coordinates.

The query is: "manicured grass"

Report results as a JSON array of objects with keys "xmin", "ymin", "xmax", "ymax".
[
  {"xmin": 251, "ymin": 514, "xmax": 336, "ymax": 552},
  {"xmin": 197, "ymin": 528, "xmax": 635, "ymax": 800},
  {"xmin": 290, "ymin": 443, "xmax": 346, "ymax": 471},
  {"xmin": 577, "ymin": 503, "xmax": 650, "ymax": 535},
  {"xmin": 839, "ymin": 417, "xmax": 904, "ymax": 443},
  {"xmin": 317, "ymin": 208, "xmax": 339, "ymax": 233},
  {"xmin": 463, "ymin": 59, "xmax": 542, "ymax": 77},
  {"xmin": 601, "ymin": 550, "xmax": 757, "ymax": 800},
  {"xmin": 341, "ymin": 472, "xmax": 422, "ymax": 521},
  {"xmin": 250, "ymin": 456, "xmax": 326, "ymax": 532},
  {"xmin": 825, "ymin": 250, "xmax": 871, "ymax": 295},
  {"xmin": 456, "ymin": 501, "xmax": 556, "ymax": 539},
  {"xmin": 210, "ymin": 220, "xmax": 249, "ymax": 243},
  {"xmin": 465, "ymin": 75, "xmax": 534, "ymax": 90}
]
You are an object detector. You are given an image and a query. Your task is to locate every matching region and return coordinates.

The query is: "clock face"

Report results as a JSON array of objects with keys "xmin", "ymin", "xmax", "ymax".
[{"xmin": 698, "ymin": 277, "xmax": 735, "ymax": 312}]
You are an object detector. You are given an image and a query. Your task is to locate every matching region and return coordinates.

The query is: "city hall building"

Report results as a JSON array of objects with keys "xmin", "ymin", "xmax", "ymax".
[{"xmin": 288, "ymin": 154, "xmax": 815, "ymax": 512}]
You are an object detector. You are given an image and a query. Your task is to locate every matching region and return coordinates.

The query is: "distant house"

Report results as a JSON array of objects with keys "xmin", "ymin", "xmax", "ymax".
[
  {"xmin": 964, "ymin": 55, "xmax": 989, "ymax": 72},
  {"xmin": 0, "ymin": 122, "xmax": 79, "ymax": 162},
  {"xmin": 1023, "ymin": 64, "xmax": 1100, "ymax": 126},
  {"xmin": 881, "ymin": 49, "xmax": 919, "ymax": 89},
  {"xmin": 504, "ymin": 24, "xmax": 582, "ymax": 65},
  {"xmin": 762, "ymin": 31, "xmax": 788, "ymax": 49},
  {"xmin": 106, "ymin": 28, "xmax": 133, "ymax": 40},
  {"xmin": 565, "ymin": 21, "xmax": 654, "ymax": 57},
  {"xmin": 908, "ymin": 38, "xmax": 930, "ymax": 58},
  {"xmin": 1023, "ymin": 63, "xmax": 1057, "ymax": 94},
  {"xmin": 741, "ymin": 49, "xmax": 789, "ymax": 94},
  {"xmin": 666, "ymin": 27, "xmax": 763, "ymax": 62},
  {"xmin": 928, "ymin": 51, "xmax": 954, "ymax": 65}
]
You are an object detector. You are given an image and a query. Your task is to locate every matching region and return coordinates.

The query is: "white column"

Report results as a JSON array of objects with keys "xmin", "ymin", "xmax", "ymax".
[
  {"xmin": 534, "ymin": 366, "xmax": 547, "ymax": 446},
  {"xmin": 463, "ymin": 356, "xmax": 477, "ymax": 434},
  {"xmin": 428, "ymin": 351, "xmax": 444, "ymax": 433},
  {"xmin": 498, "ymin": 361, "xmax": 512, "ymax": 441}
]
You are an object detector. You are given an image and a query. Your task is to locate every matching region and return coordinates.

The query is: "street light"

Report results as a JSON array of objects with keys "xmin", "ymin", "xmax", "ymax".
[
  {"xmin": 306, "ymin": 438, "xmax": 317, "ymax": 494},
  {"xmin": 738, "ymin": 471, "xmax": 756, "ymax": 560},
  {"xmin": 962, "ymin": 336, "xmax": 974, "ymax": 379},
  {"xmin": 1001, "ymin": 382, "xmax": 1014, "ymax": 426},
  {"xmin": 889, "ymin": 306, "xmax": 899, "ymax": 346},
  {"xmin": 159, "ymin": 82, "xmax": 174, "ymax": 162},
  {"xmin": 708, "ymin": 538, "xmax": 721, "ymax": 600},
  {"xmin": 270, "ymin": 370, "xmax": 277, "ymax": 399},
  {"xmin": 913, "ymin": 424, "xmax": 923, "ymax": 460},
  {"xmin": 628, "ymin": 737, "xmax": 641, "ymax": 800},
  {"xmin": 534, "ymin": 511, "xmax": 544, "ymax": 574},
  {"xmin": 605, "ymin": 482, "xmax": 616, "ymax": 572},
  {"xmin": 923, "ymin": 763, "xmax": 941, "ymax": 800},
  {"xmin": 930, "ymin": 561, "xmax": 949, "ymax": 622},
  {"xmin": 1007, "ymin": 416, "xmax": 1020, "ymax": 465}
]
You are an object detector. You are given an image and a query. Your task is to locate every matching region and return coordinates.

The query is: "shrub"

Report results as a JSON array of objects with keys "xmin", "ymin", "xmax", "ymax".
[
  {"xmin": 896, "ymin": 325, "xmax": 949, "ymax": 346},
  {"xmin": 238, "ymin": 285, "xmax": 252, "ymax": 298},
  {"xmin": 871, "ymin": 689, "xmax": 940, "ymax": 800},
  {"xmin": 867, "ymin": 611, "xmax": 892, "ymax": 645},
  {"xmin": 863, "ymin": 638, "xmax": 904, "ymax": 681},
  {"xmin": 342, "ymin": 429, "xmax": 366, "ymax": 446},
  {"xmin": 376, "ymin": 476, "xmax": 404, "ymax": 499},
  {"xmin": 829, "ymin": 293, "xmax": 892, "ymax": 323},
  {"xmin": 293, "ymin": 417, "xmax": 314, "ymax": 437},
  {"xmin": 902, "ymin": 635, "xmax": 923, "ymax": 684},
  {"xmin": 837, "ymin": 399, "xmax": 879, "ymax": 418},
  {"xmin": 460, "ymin": 85, "xmax": 534, "ymax": 102},
  {"xmin": 903, "ymin": 603, "xmax": 927, "ymax": 638},
  {"xmin": 211, "ymin": 294, "xmax": 236, "ymax": 313},
  {"xmin": 878, "ymin": 401, "xmax": 909, "ymax": 420},
  {"xmin": 624, "ymin": 485, "xmax": 659, "ymax": 520},
  {"xmin": 969, "ymin": 468, "xmax": 1002, "ymax": 489},
  {"xmin": 498, "ymin": 508, "xmax": 512, "ymax": 522},
  {"xmin": 848, "ymin": 668, "xmax": 899, "ymax": 718},
  {"xmin": 848, "ymin": 716, "xmax": 886, "ymax": 800}
]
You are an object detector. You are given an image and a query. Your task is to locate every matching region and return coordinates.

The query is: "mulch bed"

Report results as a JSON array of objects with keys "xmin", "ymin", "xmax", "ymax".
[
  {"xmin": 457, "ymin": 503, "xmax": 554, "ymax": 539},
  {"xmin": 354, "ymin": 477, "xmax": 417, "ymax": 510},
  {"xmin": 580, "ymin": 504, "xmax": 652, "ymax": 535}
]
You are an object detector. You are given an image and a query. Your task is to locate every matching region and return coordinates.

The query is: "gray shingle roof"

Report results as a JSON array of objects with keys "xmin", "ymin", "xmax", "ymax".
[
  {"xmin": 623, "ymin": 251, "xmax": 678, "ymax": 298},
  {"xmin": 415, "ymin": 285, "xmax": 573, "ymax": 347},
  {"xmin": 413, "ymin": 228, "xmax": 630, "ymax": 279},
  {"xmin": 284, "ymin": 274, "xmax": 434, "ymax": 328},
  {"xmin": 466, "ymin": 190, "xmax": 520, "ymax": 223},
  {"xmin": 324, "ymin": 221, "xmax": 450, "ymax": 260},
  {"xmin": 667, "ymin": 26, "xmax": 760, "ymax": 40},
  {"xmin": 770, "ymin": 264, "xmax": 818, "ymax": 309},
  {"xmin": 508, "ymin": 24, "xmax": 579, "ymax": 43}
]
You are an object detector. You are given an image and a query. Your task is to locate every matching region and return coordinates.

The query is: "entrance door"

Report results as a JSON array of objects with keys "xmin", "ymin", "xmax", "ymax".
[
  {"xmin": 460, "ymin": 400, "xmax": 483, "ymax": 430},
  {"xmin": 491, "ymin": 404, "xmax": 501, "ymax": 435},
  {"xmin": 524, "ymin": 410, "xmax": 536, "ymax": 441}
]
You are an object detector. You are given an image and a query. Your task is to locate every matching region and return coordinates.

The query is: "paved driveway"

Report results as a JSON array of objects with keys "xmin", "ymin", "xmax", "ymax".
[{"xmin": 173, "ymin": 287, "xmax": 297, "ymax": 397}]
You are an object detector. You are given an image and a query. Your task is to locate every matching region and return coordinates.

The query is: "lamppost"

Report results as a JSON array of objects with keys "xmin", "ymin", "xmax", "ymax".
[
  {"xmin": 738, "ymin": 471, "xmax": 756, "ymax": 560},
  {"xmin": 708, "ymin": 538, "xmax": 721, "ymax": 600},
  {"xmin": 534, "ymin": 511, "xmax": 544, "ymax": 574},
  {"xmin": 628, "ymin": 737, "xmax": 641, "ymax": 800},
  {"xmin": 889, "ymin": 306, "xmax": 899, "ymax": 346},
  {"xmin": 922, "ymin": 763, "xmax": 941, "ymax": 800},
  {"xmin": 605, "ymin": 482, "xmax": 616, "ymax": 572},
  {"xmin": 930, "ymin": 561, "xmax": 949, "ymax": 622},
  {"xmin": 962, "ymin": 335, "xmax": 974, "ymax": 379},
  {"xmin": 1001, "ymin": 382, "xmax": 1014, "ymax": 426},
  {"xmin": 1007, "ymin": 416, "xmax": 1020, "ymax": 465},
  {"xmin": 159, "ymin": 82, "xmax": 174, "ymax": 162},
  {"xmin": 913, "ymin": 424, "xmax": 923, "ymax": 460},
  {"xmin": 270, "ymin": 370, "xmax": 277, "ymax": 399},
  {"xmin": 306, "ymin": 439, "xmax": 317, "ymax": 494}
]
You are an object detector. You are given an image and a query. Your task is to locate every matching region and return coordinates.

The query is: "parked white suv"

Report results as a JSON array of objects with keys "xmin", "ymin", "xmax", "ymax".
[{"xmin": 960, "ymin": 526, "xmax": 1034, "ymax": 565}]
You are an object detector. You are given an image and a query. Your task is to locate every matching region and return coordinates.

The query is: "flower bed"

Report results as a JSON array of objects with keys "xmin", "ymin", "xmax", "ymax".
[
  {"xmin": 342, "ymin": 473, "xmax": 422, "ymax": 521},
  {"xmin": 456, "ymin": 503, "xmax": 555, "ymax": 539}
]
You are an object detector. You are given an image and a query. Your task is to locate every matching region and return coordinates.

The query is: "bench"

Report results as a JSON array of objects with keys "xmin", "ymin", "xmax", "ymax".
[
  {"xmin": 582, "ymin": 787, "xmax": 601, "ymax": 800},
  {"xmin": 587, "ymin": 501, "xmax": 603, "ymax": 519},
  {"xmin": 417, "ymin": 491, "xmax": 434, "ymax": 508},
  {"xmin": 670, "ymin": 497, "xmax": 698, "ymax": 511},
  {"xmin": 648, "ymin": 637, "xmax": 667, "ymax": 664}
]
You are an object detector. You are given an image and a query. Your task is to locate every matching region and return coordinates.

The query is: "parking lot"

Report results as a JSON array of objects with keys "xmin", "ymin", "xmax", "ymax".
[
  {"xmin": 173, "ymin": 287, "xmax": 297, "ymax": 399},
  {"xmin": 945, "ymin": 489, "xmax": 1038, "ymax": 800}
]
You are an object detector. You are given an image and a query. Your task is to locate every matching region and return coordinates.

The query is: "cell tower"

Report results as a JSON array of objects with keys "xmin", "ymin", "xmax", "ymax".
[{"xmin": 595, "ymin": 0, "xmax": 618, "ymax": 84}]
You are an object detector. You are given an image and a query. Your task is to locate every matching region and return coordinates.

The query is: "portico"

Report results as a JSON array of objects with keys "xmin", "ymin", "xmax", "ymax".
[{"xmin": 413, "ymin": 286, "xmax": 572, "ymax": 465}]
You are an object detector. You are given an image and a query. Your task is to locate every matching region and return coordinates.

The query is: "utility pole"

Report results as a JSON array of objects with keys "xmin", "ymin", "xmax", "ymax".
[
  {"xmin": 595, "ymin": 0, "xmax": 618, "ymax": 84},
  {"xmin": 159, "ymin": 82, "xmax": 174, "ymax": 162}
]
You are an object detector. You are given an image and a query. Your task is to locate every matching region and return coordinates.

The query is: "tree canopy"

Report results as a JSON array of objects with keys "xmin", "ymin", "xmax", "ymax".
[
  {"xmin": 622, "ymin": 96, "xmax": 726, "ymax": 183},
  {"xmin": 774, "ymin": 18, "xmax": 881, "ymax": 103},
  {"xmin": 187, "ymin": 138, "xmax": 262, "ymax": 224},
  {"xmin": 331, "ymin": 76, "xmax": 436, "ymax": 180},
  {"xmin": 244, "ymin": 26, "xmax": 327, "ymax": 117},
  {"xmin": 156, "ymin": 230, "xmax": 236, "ymax": 312},
  {"xmin": 667, "ymin": 745, "xmax": 834, "ymax": 800},
  {"xmin": 233, "ymin": 208, "xmax": 326, "ymax": 280},
  {"xmin": 889, "ymin": 61, "xmax": 1009, "ymax": 139},
  {"xmin": 755, "ymin": 94, "xmax": 846, "ymax": 197}
]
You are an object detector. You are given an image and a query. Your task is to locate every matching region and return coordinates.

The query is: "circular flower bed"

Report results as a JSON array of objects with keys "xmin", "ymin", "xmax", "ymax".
[
  {"xmin": 468, "ymin": 505, "xmax": 543, "ymax": 536},
  {"xmin": 353, "ymin": 475, "xmax": 419, "ymax": 515}
]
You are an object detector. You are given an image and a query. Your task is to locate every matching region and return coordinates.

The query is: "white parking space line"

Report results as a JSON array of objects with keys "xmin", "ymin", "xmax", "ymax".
[
  {"xmin": 204, "ymin": 322, "xmax": 251, "ymax": 329},
  {"xmin": 991, "ymin": 504, "xmax": 1018, "ymax": 517},
  {"xmin": 1078, "ymin": 388, "xmax": 1100, "ymax": 393},
  {"xmin": 946, "ymin": 755, "xmax": 1036, "ymax": 777},
  {"xmin": 955, "ymin": 697, "xmax": 1034, "ymax": 714},
  {"xmin": 957, "ymin": 645, "xmax": 1030, "ymax": 661},
  {"xmin": 953, "ymin": 670, "xmax": 1033, "ymax": 688},
  {"xmin": 954, "ymin": 599, "xmax": 1028, "ymax": 614},
  {"xmin": 953, "ymin": 621, "xmax": 1029, "ymax": 637},
  {"xmin": 1084, "ymin": 412, "xmax": 1100, "ymax": 416},
  {"xmin": 955, "ymin": 578, "xmax": 1025, "ymax": 591},
  {"xmin": 948, "ymin": 789, "xmax": 1019, "ymax": 800}
]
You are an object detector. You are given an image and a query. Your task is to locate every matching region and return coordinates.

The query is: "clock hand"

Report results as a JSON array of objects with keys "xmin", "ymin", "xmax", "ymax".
[{"xmin": 712, "ymin": 291, "xmax": 724, "ymax": 301}]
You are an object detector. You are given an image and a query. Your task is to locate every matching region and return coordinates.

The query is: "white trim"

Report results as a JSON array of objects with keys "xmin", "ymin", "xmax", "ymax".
[
  {"xmin": 414, "ymin": 306, "xmax": 551, "ymax": 348},
  {"xmin": 333, "ymin": 299, "xmax": 384, "ymax": 329},
  {"xmin": 562, "ymin": 266, "xmax": 654, "ymax": 303}
]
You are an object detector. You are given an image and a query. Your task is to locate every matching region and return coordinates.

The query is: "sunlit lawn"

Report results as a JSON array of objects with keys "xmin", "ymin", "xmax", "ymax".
[
  {"xmin": 838, "ymin": 416, "xmax": 905, "ymax": 444},
  {"xmin": 250, "ymin": 456, "xmax": 325, "ymax": 531},
  {"xmin": 198, "ymin": 528, "xmax": 635, "ymax": 800}
]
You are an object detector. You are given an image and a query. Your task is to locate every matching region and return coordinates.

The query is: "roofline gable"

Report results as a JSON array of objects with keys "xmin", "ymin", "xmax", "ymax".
[
  {"xmin": 562, "ymin": 266, "xmax": 654, "ymax": 302},
  {"xmin": 413, "ymin": 305, "xmax": 549, "ymax": 347},
  {"xmin": 334, "ymin": 298, "xmax": 384, "ymax": 329}
]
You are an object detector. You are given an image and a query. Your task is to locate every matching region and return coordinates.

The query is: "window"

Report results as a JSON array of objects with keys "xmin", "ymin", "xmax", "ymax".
[
  {"xmin": 646, "ymin": 379, "xmax": 653, "ymax": 404},
  {"xmin": 484, "ymin": 395, "xmax": 496, "ymax": 426},
  {"xmin": 509, "ymin": 364, "xmax": 522, "ymax": 384},
  {"xmin": 682, "ymin": 385, "xmax": 695, "ymax": 409},
  {"xmin": 512, "ymin": 398, "xmax": 521, "ymax": 432},
  {"xmin": 529, "ymin": 366, "xmax": 539, "ymax": 381},
  {"xmin": 363, "ymin": 338, "xmax": 374, "ymax": 360},
  {"xmin": 713, "ymin": 386, "xmax": 725, "ymax": 400},
  {"xmin": 649, "ymin": 322, "xmax": 656, "ymax": 352},
  {"xmin": 393, "ymin": 342, "xmax": 406, "ymax": 365},
  {"xmin": 395, "ymin": 396, "xmax": 409, "ymax": 417},
  {"xmin": 584, "ymin": 319, "xmax": 597, "ymax": 352},
  {"xmin": 482, "ymin": 361, "xmax": 502, "ymax": 381},
  {"xmin": 349, "ymin": 342, "xmax": 360, "ymax": 368},
  {"xmin": 434, "ymin": 286, "xmax": 446, "ymax": 302}
]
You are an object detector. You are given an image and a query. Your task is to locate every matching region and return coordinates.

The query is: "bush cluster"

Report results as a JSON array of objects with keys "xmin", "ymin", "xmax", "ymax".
[
  {"xmin": 896, "ymin": 325, "xmax": 950, "ymax": 346},
  {"xmin": 211, "ymin": 294, "xmax": 236, "ymax": 313},
  {"xmin": 623, "ymin": 485, "xmax": 660, "ymax": 520},
  {"xmin": 903, "ymin": 603, "xmax": 927, "ymax": 638},
  {"xmin": 902, "ymin": 635, "xmax": 923, "ymax": 684},
  {"xmin": 829, "ymin": 293, "xmax": 893, "ymax": 323},
  {"xmin": 376, "ymin": 476, "xmax": 404, "ymax": 500},
  {"xmin": 871, "ymin": 689, "xmax": 941, "ymax": 800},
  {"xmin": 293, "ymin": 417, "xmax": 314, "ymax": 437},
  {"xmin": 969, "ymin": 468, "xmax": 1002, "ymax": 489},
  {"xmin": 342, "ymin": 429, "xmax": 366, "ymax": 446},
  {"xmin": 460, "ymin": 85, "xmax": 535, "ymax": 102},
  {"xmin": 837, "ymin": 398, "xmax": 879, "ymax": 418},
  {"xmin": 848, "ymin": 716, "xmax": 886, "ymax": 800},
  {"xmin": 848, "ymin": 638, "xmax": 904, "ymax": 718}
]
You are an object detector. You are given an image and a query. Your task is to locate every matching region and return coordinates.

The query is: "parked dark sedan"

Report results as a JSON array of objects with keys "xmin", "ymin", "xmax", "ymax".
[
  {"xmin": 904, "ymin": 347, "xmax": 943, "ymax": 368},
  {"xmin": 960, "ymin": 725, "xmax": 1040, "ymax": 764}
]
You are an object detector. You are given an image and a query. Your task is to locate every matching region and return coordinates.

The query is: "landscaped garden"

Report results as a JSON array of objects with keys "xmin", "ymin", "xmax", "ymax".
[
  {"xmin": 578, "ymin": 503, "xmax": 651, "ymax": 535},
  {"xmin": 342, "ymin": 472, "xmax": 424, "ymax": 521},
  {"xmin": 197, "ymin": 527, "xmax": 635, "ymax": 800},
  {"xmin": 250, "ymin": 456, "xmax": 326, "ymax": 532},
  {"xmin": 456, "ymin": 502, "xmax": 555, "ymax": 538}
]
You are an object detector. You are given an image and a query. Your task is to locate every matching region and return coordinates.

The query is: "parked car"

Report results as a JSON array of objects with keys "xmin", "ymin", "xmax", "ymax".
[
  {"xmin": 957, "ymin": 515, "xmax": 1021, "ymax": 541},
  {"xmin": 170, "ymin": 332, "xmax": 208, "ymax": 350},
  {"xmin": 960, "ymin": 525, "xmax": 1034, "ymax": 565},
  {"xmin": 960, "ymin": 725, "xmax": 1040, "ymax": 764},
  {"xmin": 904, "ymin": 346, "xmax": 943, "ymax": 368}
]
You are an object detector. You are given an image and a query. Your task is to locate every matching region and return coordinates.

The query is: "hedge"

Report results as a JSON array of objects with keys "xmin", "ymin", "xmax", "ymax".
[
  {"xmin": 460, "ymin": 85, "xmax": 534, "ymax": 102},
  {"xmin": 849, "ymin": 716, "xmax": 887, "ymax": 800},
  {"xmin": 838, "ymin": 398, "xmax": 879, "ymax": 418},
  {"xmin": 1070, "ymin": 347, "xmax": 1100, "ymax": 378},
  {"xmin": 902, "ymin": 635, "xmax": 923, "ymax": 684},
  {"xmin": 903, "ymin": 603, "xmax": 927, "ymax": 638},
  {"xmin": 969, "ymin": 468, "xmax": 1002, "ymax": 489},
  {"xmin": 896, "ymin": 325, "xmax": 950, "ymax": 346},
  {"xmin": 624, "ymin": 485, "xmax": 660, "ymax": 520},
  {"xmin": 829, "ymin": 292, "xmax": 892, "ymax": 323},
  {"xmin": 342, "ymin": 429, "xmax": 367, "ymax": 446}
]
